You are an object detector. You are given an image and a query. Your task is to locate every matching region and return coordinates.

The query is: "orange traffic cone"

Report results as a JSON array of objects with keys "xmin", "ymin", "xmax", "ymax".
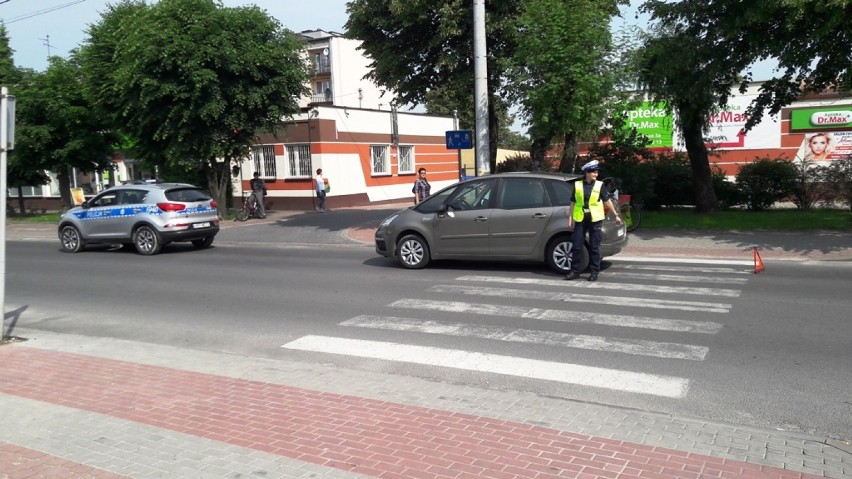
[{"xmin": 753, "ymin": 247, "xmax": 765, "ymax": 274}]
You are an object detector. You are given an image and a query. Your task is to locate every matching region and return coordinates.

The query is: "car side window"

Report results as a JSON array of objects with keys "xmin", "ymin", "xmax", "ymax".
[
  {"xmin": 117, "ymin": 190, "xmax": 145, "ymax": 205},
  {"xmin": 497, "ymin": 178, "xmax": 548, "ymax": 210},
  {"xmin": 446, "ymin": 179, "xmax": 496, "ymax": 212},
  {"xmin": 90, "ymin": 192, "xmax": 119, "ymax": 207},
  {"xmin": 544, "ymin": 179, "xmax": 574, "ymax": 206}
]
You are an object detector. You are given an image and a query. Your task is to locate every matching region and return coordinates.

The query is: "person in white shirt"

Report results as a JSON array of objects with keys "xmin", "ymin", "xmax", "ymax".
[{"xmin": 315, "ymin": 168, "xmax": 327, "ymax": 212}]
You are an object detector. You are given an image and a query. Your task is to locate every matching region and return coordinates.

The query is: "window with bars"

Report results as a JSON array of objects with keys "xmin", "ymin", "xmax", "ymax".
[
  {"xmin": 251, "ymin": 145, "xmax": 277, "ymax": 178},
  {"xmin": 397, "ymin": 145, "xmax": 414, "ymax": 174},
  {"xmin": 285, "ymin": 144, "xmax": 312, "ymax": 178},
  {"xmin": 371, "ymin": 145, "xmax": 390, "ymax": 175}
]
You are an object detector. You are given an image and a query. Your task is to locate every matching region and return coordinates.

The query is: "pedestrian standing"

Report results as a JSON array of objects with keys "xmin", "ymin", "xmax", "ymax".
[
  {"xmin": 315, "ymin": 168, "xmax": 327, "ymax": 212},
  {"xmin": 565, "ymin": 160, "xmax": 622, "ymax": 281},
  {"xmin": 249, "ymin": 172, "xmax": 267, "ymax": 219},
  {"xmin": 414, "ymin": 168, "xmax": 431, "ymax": 204}
]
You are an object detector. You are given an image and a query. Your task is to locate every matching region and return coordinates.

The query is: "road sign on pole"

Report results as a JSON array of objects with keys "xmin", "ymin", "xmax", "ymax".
[{"xmin": 445, "ymin": 130, "xmax": 473, "ymax": 150}]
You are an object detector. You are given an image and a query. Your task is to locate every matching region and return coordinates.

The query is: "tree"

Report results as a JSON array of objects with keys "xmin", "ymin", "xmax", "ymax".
[
  {"xmin": 79, "ymin": 0, "xmax": 309, "ymax": 217},
  {"xmin": 346, "ymin": 0, "xmax": 524, "ymax": 173},
  {"xmin": 507, "ymin": 0, "xmax": 625, "ymax": 172},
  {"xmin": 632, "ymin": 16, "xmax": 753, "ymax": 212},
  {"xmin": 642, "ymin": 1, "xmax": 851, "ymax": 127},
  {"xmin": 11, "ymin": 58, "xmax": 118, "ymax": 210}
]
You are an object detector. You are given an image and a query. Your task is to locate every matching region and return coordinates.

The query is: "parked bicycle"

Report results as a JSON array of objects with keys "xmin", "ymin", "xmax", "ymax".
[
  {"xmin": 235, "ymin": 192, "xmax": 262, "ymax": 221},
  {"xmin": 603, "ymin": 177, "xmax": 641, "ymax": 232}
]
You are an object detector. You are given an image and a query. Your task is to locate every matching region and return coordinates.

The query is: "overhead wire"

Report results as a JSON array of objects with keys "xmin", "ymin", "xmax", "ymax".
[{"xmin": 3, "ymin": 0, "xmax": 87, "ymax": 24}]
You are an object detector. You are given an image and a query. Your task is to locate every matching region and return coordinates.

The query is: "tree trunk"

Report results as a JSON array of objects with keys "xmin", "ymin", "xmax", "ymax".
[
  {"xmin": 16, "ymin": 188, "xmax": 25, "ymax": 215},
  {"xmin": 681, "ymin": 120, "xmax": 719, "ymax": 213},
  {"xmin": 558, "ymin": 132, "xmax": 578, "ymax": 173},
  {"xmin": 204, "ymin": 159, "xmax": 231, "ymax": 219},
  {"xmin": 56, "ymin": 165, "xmax": 72, "ymax": 211},
  {"xmin": 530, "ymin": 134, "xmax": 552, "ymax": 171}
]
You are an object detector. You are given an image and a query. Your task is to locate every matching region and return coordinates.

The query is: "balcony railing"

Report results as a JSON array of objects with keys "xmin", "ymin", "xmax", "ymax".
[
  {"xmin": 312, "ymin": 59, "xmax": 331, "ymax": 75},
  {"xmin": 309, "ymin": 94, "xmax": 333, "ymax": 104}
]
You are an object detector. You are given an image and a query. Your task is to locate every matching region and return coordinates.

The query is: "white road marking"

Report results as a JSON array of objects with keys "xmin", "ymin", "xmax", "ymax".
[
  {"xmin": 341, "ymin": 315, "xmax": 709, "ymax": 360},
  {"xmin": 456, "ymin": 275, "xmax": 742, "ymax": 298},
  {"xmin": 611, "ymin": 256, "xmax": 753, "ymax": 266},
  {"xmin": 620, "ymin": 264, "xmax": 752, "ymax": 274},
  {"xmin": 429, "ymin": 285, "xmax": 733, "ymax": 313},
  {"xmin": 608, "ymin": 272, "xmax": 749, "ymax": 285},
  {"xmin": 388, "ymin": 299, "xmax": 723, "ymax": 334},
  {"xmin": 281, "ymin": 335, "xmax": 690, "ymax": 398}
]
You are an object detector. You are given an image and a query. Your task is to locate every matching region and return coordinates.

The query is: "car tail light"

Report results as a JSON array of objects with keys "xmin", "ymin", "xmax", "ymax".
[
  {"xmin": 210, "ymin": 200, "xmax": 217, "ymax": 209},
  {"xmin": 157, "ymin": 202, "xmax": 186, "ymax": 212}
]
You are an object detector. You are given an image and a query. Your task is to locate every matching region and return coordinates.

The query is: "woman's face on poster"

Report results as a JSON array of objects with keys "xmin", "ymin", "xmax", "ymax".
[{"xmin": 809, "ymin": 135, "xmax": 828, "ymax": 155}]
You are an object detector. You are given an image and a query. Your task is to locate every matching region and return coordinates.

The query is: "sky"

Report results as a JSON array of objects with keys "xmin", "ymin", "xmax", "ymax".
[{"xmin": 1, "ymin": 0, "xmax": 352, "ymax": 71}]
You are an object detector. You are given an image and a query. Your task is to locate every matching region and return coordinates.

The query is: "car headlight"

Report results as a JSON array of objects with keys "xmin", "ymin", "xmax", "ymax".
[{"xmin": 379, "ymin": 213, "xmax": 399, "ymax": 228}]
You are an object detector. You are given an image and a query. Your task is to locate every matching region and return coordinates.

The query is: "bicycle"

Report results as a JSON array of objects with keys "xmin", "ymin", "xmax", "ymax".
[
  {"xmin": 235, "ymin": 193, "xmax": 262, "ymax": 221},
  {"xmin": 603, "ymin": 177, "xmax": 641, "ymax": 232}
]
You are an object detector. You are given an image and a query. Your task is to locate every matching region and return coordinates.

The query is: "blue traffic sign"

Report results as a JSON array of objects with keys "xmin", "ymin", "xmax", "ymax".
[{"xmin": 445, "ymin": 130, "xmax": 473, "ymax": 150}]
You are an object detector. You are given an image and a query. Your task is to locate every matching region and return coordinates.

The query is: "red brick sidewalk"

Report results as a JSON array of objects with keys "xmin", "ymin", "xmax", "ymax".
[{"xmin": 0, "ymin": 346, "xmax": 821, "ymax": 479}]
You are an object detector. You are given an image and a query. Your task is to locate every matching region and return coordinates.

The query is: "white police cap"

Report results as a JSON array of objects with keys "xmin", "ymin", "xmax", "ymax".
[{"xmin": 581, "ymin": 160, "xmax": 600, "ymax": 172}]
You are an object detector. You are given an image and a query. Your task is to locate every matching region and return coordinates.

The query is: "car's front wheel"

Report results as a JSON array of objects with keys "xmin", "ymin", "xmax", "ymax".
[
  {"xmin": 191, "ymin": 236, "xmax": 215, "ymax": 249},
  {"xmin": 59, "ymin": 225, "xmax": 84, "ymax": 253},
  {"xmin": 133, "ymin": 225, "xmax": 162, "ymax": 255},
  {"xmin": 397, "ymin": 234, "xmax": 430, "ymax": 269},
  {"xmin": 546, "ymin": 236, "xmax": 589, "ymax": 274}
]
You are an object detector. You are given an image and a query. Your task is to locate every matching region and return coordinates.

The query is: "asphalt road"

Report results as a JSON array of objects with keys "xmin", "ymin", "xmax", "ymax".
[{"xmin": 5, "ymin": 234, "xmax": 852, "ymax": 442}]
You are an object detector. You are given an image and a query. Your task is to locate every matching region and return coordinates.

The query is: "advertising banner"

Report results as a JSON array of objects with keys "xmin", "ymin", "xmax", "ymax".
[
  {"xmin": 704, "ymin": 94, "xmax": 781, "ymax": 149},
  {"xmin": 623, "ymin": 102, "xmax": 673, "ymax": 149},
  {"xmin": 790, "ymin": 106, "xmax": 852, "ymax": 130},
  {"xmin": 794, "ymin": 131, "xmax": 852, "ymax": 162},
  {"xmin": 70, "ymin": 187, "xmax": 86, "ymax": 206}
]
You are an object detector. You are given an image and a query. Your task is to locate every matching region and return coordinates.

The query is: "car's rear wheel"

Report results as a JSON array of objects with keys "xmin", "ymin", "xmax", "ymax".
[
  {"xmin": 59, "ymin": 225, "xmax": 84, "ymax": 253},
  {"xmin": 133, "ymin": 225, "xmax": 162, "ymax": 255},
  {"xmin": 191, "ymin": 236, "xmax": 215, "ymax": 249},
  {"xmin": 546, "ymin": 237, "xmax": 589, "ymax": 274},
  {"xmin": 397, "ymin": 234, "xmax": 430, "ymax": 269}
]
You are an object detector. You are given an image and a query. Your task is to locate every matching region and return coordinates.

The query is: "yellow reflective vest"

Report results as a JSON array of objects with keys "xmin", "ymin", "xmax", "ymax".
[{"xmin": 573, "ymin": 180, "xmax": 605, "ymax": 222}]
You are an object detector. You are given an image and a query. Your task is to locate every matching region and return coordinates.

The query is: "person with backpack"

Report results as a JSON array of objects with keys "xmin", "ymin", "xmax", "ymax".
[{"xmin": 413, "ymin": 167, "xmax": 431, "ymax": 204}]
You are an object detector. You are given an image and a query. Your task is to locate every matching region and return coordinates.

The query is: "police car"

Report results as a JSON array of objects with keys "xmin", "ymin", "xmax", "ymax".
[{"xmin": 58, "ymin": 182, "xmax": 220, "ymax": 255}]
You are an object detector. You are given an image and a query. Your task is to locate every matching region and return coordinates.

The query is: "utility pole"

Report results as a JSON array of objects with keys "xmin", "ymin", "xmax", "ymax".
[
  {"xmin": 40, "ymin": 34, "xmax": 53, "ymax": 60},
  {"xmin": 473, "ymin": 0, "xmax": 490, "ymax": 176},
  {"xmin": 1, "ymin": 86, "xmax": 17, "ymax": 340}
]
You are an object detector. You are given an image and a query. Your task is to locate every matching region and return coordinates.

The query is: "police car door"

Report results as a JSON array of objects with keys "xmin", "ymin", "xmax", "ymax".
[{"xmin": 81, "ymin": 190, "xmax": 123, "ymax": 240}]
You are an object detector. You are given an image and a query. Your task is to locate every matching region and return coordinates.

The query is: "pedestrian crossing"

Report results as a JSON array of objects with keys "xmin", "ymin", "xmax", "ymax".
[{"xmin": 282, "ymin": 259, "xmax": 751, "ymax": 400}]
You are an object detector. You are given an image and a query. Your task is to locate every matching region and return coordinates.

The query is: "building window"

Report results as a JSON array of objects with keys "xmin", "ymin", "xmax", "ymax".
[
  {"xmin": 398, "ymin": 145, "xmax": 415, "ymax": 174},
  {"xmin": 371, "ymin": 145, "xmax": 390, "ymax": 175},
  {"xmin": 8, "ymin": 185, "xmax": 42, "ymax": 197},
  {"xmin": 252, "ymin": 145, "xmax": 276, "ymax": 178},
  {"xmin": 286, "ymin": 144, "xmax": 312, "ymax": 178}
]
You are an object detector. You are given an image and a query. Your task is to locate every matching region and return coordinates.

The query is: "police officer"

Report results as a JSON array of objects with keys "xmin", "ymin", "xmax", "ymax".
[{"xmin": 565, "ymin": 160, "xmax": 622, "ymax": 281}]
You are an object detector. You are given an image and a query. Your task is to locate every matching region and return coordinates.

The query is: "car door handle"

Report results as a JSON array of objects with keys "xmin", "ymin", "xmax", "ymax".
[
  {"xmin": 474, "ymin": 216, "xmax": 488, "ymax": 222},
  {"xmin": 532, "ymin": 213, "xmax": 548, "ymax": 219}
]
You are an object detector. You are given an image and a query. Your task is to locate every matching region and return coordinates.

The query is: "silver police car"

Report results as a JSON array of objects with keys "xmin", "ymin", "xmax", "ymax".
[
  {"xmin": 58, "ymin": 182, "xmax": 220, "ymax": 255},
  {"xmin": 375, "ymin": 172, "xmax": 627, "ymax": 274}
]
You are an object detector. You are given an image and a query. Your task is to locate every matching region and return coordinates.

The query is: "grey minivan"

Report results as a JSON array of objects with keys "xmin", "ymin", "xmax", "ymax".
[{"xmin": 375, "ymin": 172, "xmax": 627, "ymax": 274}]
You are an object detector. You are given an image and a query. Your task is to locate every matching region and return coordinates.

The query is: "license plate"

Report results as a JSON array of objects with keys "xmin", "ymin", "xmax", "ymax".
[{"xmin": 193, "ymin": 222, "xmax": 211, "ymax": 229}]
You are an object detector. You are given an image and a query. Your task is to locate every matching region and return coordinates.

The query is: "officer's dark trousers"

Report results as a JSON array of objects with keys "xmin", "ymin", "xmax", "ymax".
[{"xmin": 570, "ymin": 215, "xmax": 603, "ymax": 273}]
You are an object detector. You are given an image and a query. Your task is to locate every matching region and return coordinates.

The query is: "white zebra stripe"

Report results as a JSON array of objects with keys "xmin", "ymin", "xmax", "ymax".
[
  {"xmin": 282, "ymin": 335, "xmax": 690, "ymax": 398},
  {"xmin": 620, "ymin": 264, "xmax": 752, "ymax": 274},
  {"xmin": 388, "ymin": 299, "xmax": 723, "ymax": 334},
  {"xmin": 610, "ymin": 256, "xmax": 753, "ymax": 266},
  {"xmin": 341, "ymin": 315, "xmax": 709, "ymax": 360},
  {"xmin": 456, "ymin": 275, "xmax": 742, "ymax": 298},
  {"xmin": 429, "ymin": 284, "xmax": 733, "ymax": 313},
  {"xmin": 608, "ymin": 272, "xmax": 749, "ymax": 285}
]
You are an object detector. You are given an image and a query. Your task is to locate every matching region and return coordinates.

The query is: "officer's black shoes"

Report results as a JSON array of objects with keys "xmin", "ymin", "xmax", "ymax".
[
  {"xmin": 564, "ymin": 272, "xmax": 581, "ymax": 281},
  {"xmin": 588, "ymin": 272, "xmax": 599, "ymax": 282}
]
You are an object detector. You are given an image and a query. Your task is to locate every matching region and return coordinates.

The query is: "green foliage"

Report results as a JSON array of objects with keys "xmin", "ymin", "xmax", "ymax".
[
  {"xmin": 735, "ymin": 158, "xmax": 798, "ymax": 211},
  {"xmin": 640, "ymin": 208, "xmax": 851, "ymax": 231},
  {"xmin": 508, "ymin": 0, "xmax": 624, "ymax": 145},
  {"xmin": 816, "ymin": 159, "xmax": 852, "ymax": 210},
  {"xmin": 495, "ymin": 154, "xmax": 535, "ymax": 172},
  {"xmin": 80, "ymin": 0, "xmax": 309, "ymax": 215}
]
